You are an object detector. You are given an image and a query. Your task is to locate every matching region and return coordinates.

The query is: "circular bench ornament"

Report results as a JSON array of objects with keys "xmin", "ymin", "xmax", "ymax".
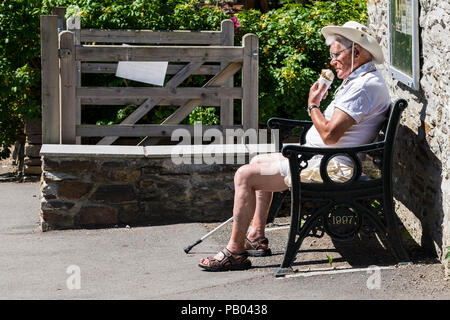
[{"xmin": 324, "ymin": 205, "xmax": 361, "ymax": 241}]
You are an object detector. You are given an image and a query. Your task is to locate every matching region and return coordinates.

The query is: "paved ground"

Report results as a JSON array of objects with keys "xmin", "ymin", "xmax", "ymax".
[{"xmin": 0, "ymin": 162, "xmax": 449, "ymax": 300}]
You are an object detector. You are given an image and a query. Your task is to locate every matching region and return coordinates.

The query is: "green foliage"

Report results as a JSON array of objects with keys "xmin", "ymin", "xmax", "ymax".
[
  {"xmin": 0, "ymin": 0, "xmax": 43, "ymax": 158},
  {"xmin": 0, "ymin": 0, "xmax": 367, "ymax": 157},
  {"xmin": 446, "ymin": 246, "xmax": 450, "ymax": 261},
  {"xmin": 234, "ymin": 0, "xmax": 368, "ymax": 124},
  {"xmin": 43, "ymin": 0, "xmax": 228, "ymax": 30},
  {"xmin": 188, "ymin": 107, "xmax": 220, "ymax": 125},
  {"xmin": 371, "ymin": 199, "xmax": 381, "ymax": 208},
  {"xmin": 326, "ymin": 254, "xmax": 333, "ymax": 267}
]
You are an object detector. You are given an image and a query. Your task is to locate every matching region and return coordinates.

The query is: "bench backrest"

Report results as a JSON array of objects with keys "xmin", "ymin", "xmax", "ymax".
[
  {"xmin": 383, "ymin": 99, "xmax": 407, "ymax": 145},
  {"xmin": 376, "ymin": 98, "xmax": 407, "ymax": 180}
]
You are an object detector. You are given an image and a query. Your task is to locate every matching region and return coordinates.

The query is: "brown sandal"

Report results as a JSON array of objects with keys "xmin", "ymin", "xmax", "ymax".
[
  {"xmin": 199, "ymin": 248, "xmax": 251, "ymax": 272},
  {"xmin": 245, "ymin": 237, "xmax": 272, "ymax": 257}
]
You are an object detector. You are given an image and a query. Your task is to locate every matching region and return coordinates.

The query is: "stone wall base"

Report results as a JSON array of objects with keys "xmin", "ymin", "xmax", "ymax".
[
  {"xmin": 38, "ymin": 144, "xmax": 279, "ymax": 230},
  {"xmin": 40, "ymin": 156, "xmax": 241, "ymax": 230},
  {"xmin": 23, "ymin": 118, "xmax": 42, "ymax": 181}
]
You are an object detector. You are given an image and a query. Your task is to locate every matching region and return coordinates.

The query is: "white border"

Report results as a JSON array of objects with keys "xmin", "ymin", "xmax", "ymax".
[{"xmin": 387, "ymin": 0, "xmax": 420, "ymax": 90}]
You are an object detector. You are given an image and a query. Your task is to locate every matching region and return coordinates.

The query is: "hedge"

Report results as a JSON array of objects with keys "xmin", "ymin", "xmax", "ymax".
[{"xmin": 0, "ymin": 0, "xmax": 367, "ymax": 158}]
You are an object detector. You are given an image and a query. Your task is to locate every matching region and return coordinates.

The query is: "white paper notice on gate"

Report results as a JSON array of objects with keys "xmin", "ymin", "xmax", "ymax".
[{"xmin": 116, "ymin": 61, "xmax": 168, "ymax": 86}]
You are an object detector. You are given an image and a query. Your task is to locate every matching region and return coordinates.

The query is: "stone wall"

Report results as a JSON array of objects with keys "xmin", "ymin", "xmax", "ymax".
[
  {"xmin": 39, "ymin": 145, "xmax": 253, "ymax": 231},
  {"xmin": 24, "ymin": 119, "xmax": 43, "ymax": 179},
  {"xmin": 367, "ymin": 0, "xmax": 449, "ymax": 271}
]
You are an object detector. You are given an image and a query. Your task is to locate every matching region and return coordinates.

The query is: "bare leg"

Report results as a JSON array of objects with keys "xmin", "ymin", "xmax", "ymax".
[
  {"xmin": 247, "ymin": 190, "xmax": 273, "ymax": 240},
  {"xmin": 200, "ymin": 153, "xmax": 288, "ymax": 267},
  {"xmin": 226, "ymin": 155, "xmax": 288, "ymax": 253},
  {"xmin": 247, "ymin": 153, "xmax": 286, "ymax": 241}
]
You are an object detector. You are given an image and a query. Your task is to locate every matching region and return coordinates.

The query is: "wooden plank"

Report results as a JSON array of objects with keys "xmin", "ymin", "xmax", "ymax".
[
  {"xmin": 153, "ymin": 97, "xmax": 222, "ymax": 106},
  {"xmin": 80, "ymin": 97, "xmax": 221, "ymax": 106},
  {"xmin": 59, "ymin": 31, "xmax": 77, "ymax": 144},
  {"xmin": 81, "ymin": 63, "xmax": 117, "ymax": 73},
  {"xmin": 96, "ymin": 61, "xmax": 204, "ymax": 145},
  {"xmin": 40, "ymin": 15, "xmax": 60, "ymax": 144},
  {"xmin": 163, "ymin": 62, "xmax": 242, "ymax": 125},
  {"xmin": 78, "ymin": 124, "xmax": 242, "ymax": 137},
  {"xmin": 80, "ymin": 29, "xmax": 222, "ymax": 44},
  {"xmin": 76, "ymin": 45, "xmax": 244, "ymax": 62},
  {"xmin": 67, "ymin": 15, "xmax": 82, "ymax": 144},
  {"xmin": 80, "ymin": 97, "xmax": 146, "ymax": 105},
  {"xmin": 242, "ymin": 33, "xmax": 259, "ymax": 133},
  {"xmin": 81, "ymin": 62, "xmax": 220, "ymax": 75},
  {"xmin": 77, "ymin": 87, "xmax": 243, "ymax": 99},
  {"xmin": 137, "ymin": 61, "xmax": 242, "ymax": 146},
  {"xmin": 220, "ymin": 19, "xmax": 235, "ymax": 127}
]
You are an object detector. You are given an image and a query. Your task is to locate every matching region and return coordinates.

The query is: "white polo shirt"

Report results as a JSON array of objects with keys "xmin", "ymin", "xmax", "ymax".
[
  {"xmin": 279, "ymin": 61, "xmax": 391, "ymax": 179},
  {"xmin": 305, "ymin": 61, "xmax": 391, "ymax": 148}
]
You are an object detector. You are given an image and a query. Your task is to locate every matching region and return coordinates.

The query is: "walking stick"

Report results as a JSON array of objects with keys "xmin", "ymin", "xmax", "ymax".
[{"xmin": 184, "ymin": 217, "xmax": 233, "ymax": 254}]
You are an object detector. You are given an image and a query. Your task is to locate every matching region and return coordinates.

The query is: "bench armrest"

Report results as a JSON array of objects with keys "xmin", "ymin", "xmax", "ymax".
[
  {"xmin": 281, "ymin": 141, "xmax": 386, "ymax": 184},
  {"xmin": 281, "ymin": 141, "xmax": 385, "ymax": 157},
  {"xmin": 267, "ymin": 117, "xmax": 313, "ymax": 130},
  {"xmin": 267, "ymin": 117, "xmax": 313, "ymax": 150}
]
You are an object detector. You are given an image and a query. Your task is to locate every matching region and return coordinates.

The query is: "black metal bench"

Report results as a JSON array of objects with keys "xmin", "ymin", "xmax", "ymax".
[{"xmin": 267, "ymin": 98, "xmax": 411, "ymax": 276}]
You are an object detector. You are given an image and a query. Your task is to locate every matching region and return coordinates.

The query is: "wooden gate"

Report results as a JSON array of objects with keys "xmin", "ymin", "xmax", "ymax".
[{"xmin": 40, "ymin": 8, "xmax": 258, "ymax": 146}]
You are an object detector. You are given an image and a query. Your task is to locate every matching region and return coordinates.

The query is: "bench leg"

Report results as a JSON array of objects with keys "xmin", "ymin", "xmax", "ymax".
[
  {"xmin": 275, "ymin": 226, "xmax": 301, "ymax": 277},
  {"xmin": 275, "ymin": 189, "xmax": 302, "ymax": 277},
  {"xmin": 275, "ymin": 201, "xmax": 332, "ymax": 277}
]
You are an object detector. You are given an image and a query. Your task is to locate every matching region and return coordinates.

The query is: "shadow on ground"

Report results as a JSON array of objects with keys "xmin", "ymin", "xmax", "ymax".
[{"xmin": 202, "ymin": 216, "xmax": 438, "ymax": 273}]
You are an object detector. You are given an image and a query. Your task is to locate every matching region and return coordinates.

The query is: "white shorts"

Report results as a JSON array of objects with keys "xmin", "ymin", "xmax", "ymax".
[
  {"xmin": 279, "ymin": 158, "xmax": 290, "ymax": 177},
  {"xmin": 279, "ymin": 157, "xmax": 354, "ymax": 187}
]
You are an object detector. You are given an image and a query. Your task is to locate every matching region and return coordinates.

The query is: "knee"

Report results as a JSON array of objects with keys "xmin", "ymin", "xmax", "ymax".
[
  {"xmin": 249, "ymin": 154, "xmax": 262, "ymax": 165},
  {"xmin": 234, "ymin": 164, "xmax": 253, "ymax": 186},
  {"xmin": 249, "ymin": 154, "xmax": 267, "ymax": 165}
]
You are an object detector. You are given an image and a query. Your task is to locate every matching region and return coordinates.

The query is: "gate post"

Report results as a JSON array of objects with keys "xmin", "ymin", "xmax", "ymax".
[
  {"xmin": 59, "ymin": 31, "xmax": 77, "ymax": 144},
  {"xmin": 220, "ymin": 19, "xmax": 235, "ymax": 127},
  {"xmin": 67, "ymin": 15, "xmax": 82, "ymax": 144},
  {"xmin": 40, "ymin": 15, "xmax": 60, "ymax": 144},
  {"xmin": 242, "ymin": 33, "xmax": 259, "ymax": 137}
]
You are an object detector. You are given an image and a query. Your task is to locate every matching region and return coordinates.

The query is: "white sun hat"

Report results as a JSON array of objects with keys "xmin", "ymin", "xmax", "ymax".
[{"xmin": 321, "ymin": 21, "xmax": 384, "ymax": 64}]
